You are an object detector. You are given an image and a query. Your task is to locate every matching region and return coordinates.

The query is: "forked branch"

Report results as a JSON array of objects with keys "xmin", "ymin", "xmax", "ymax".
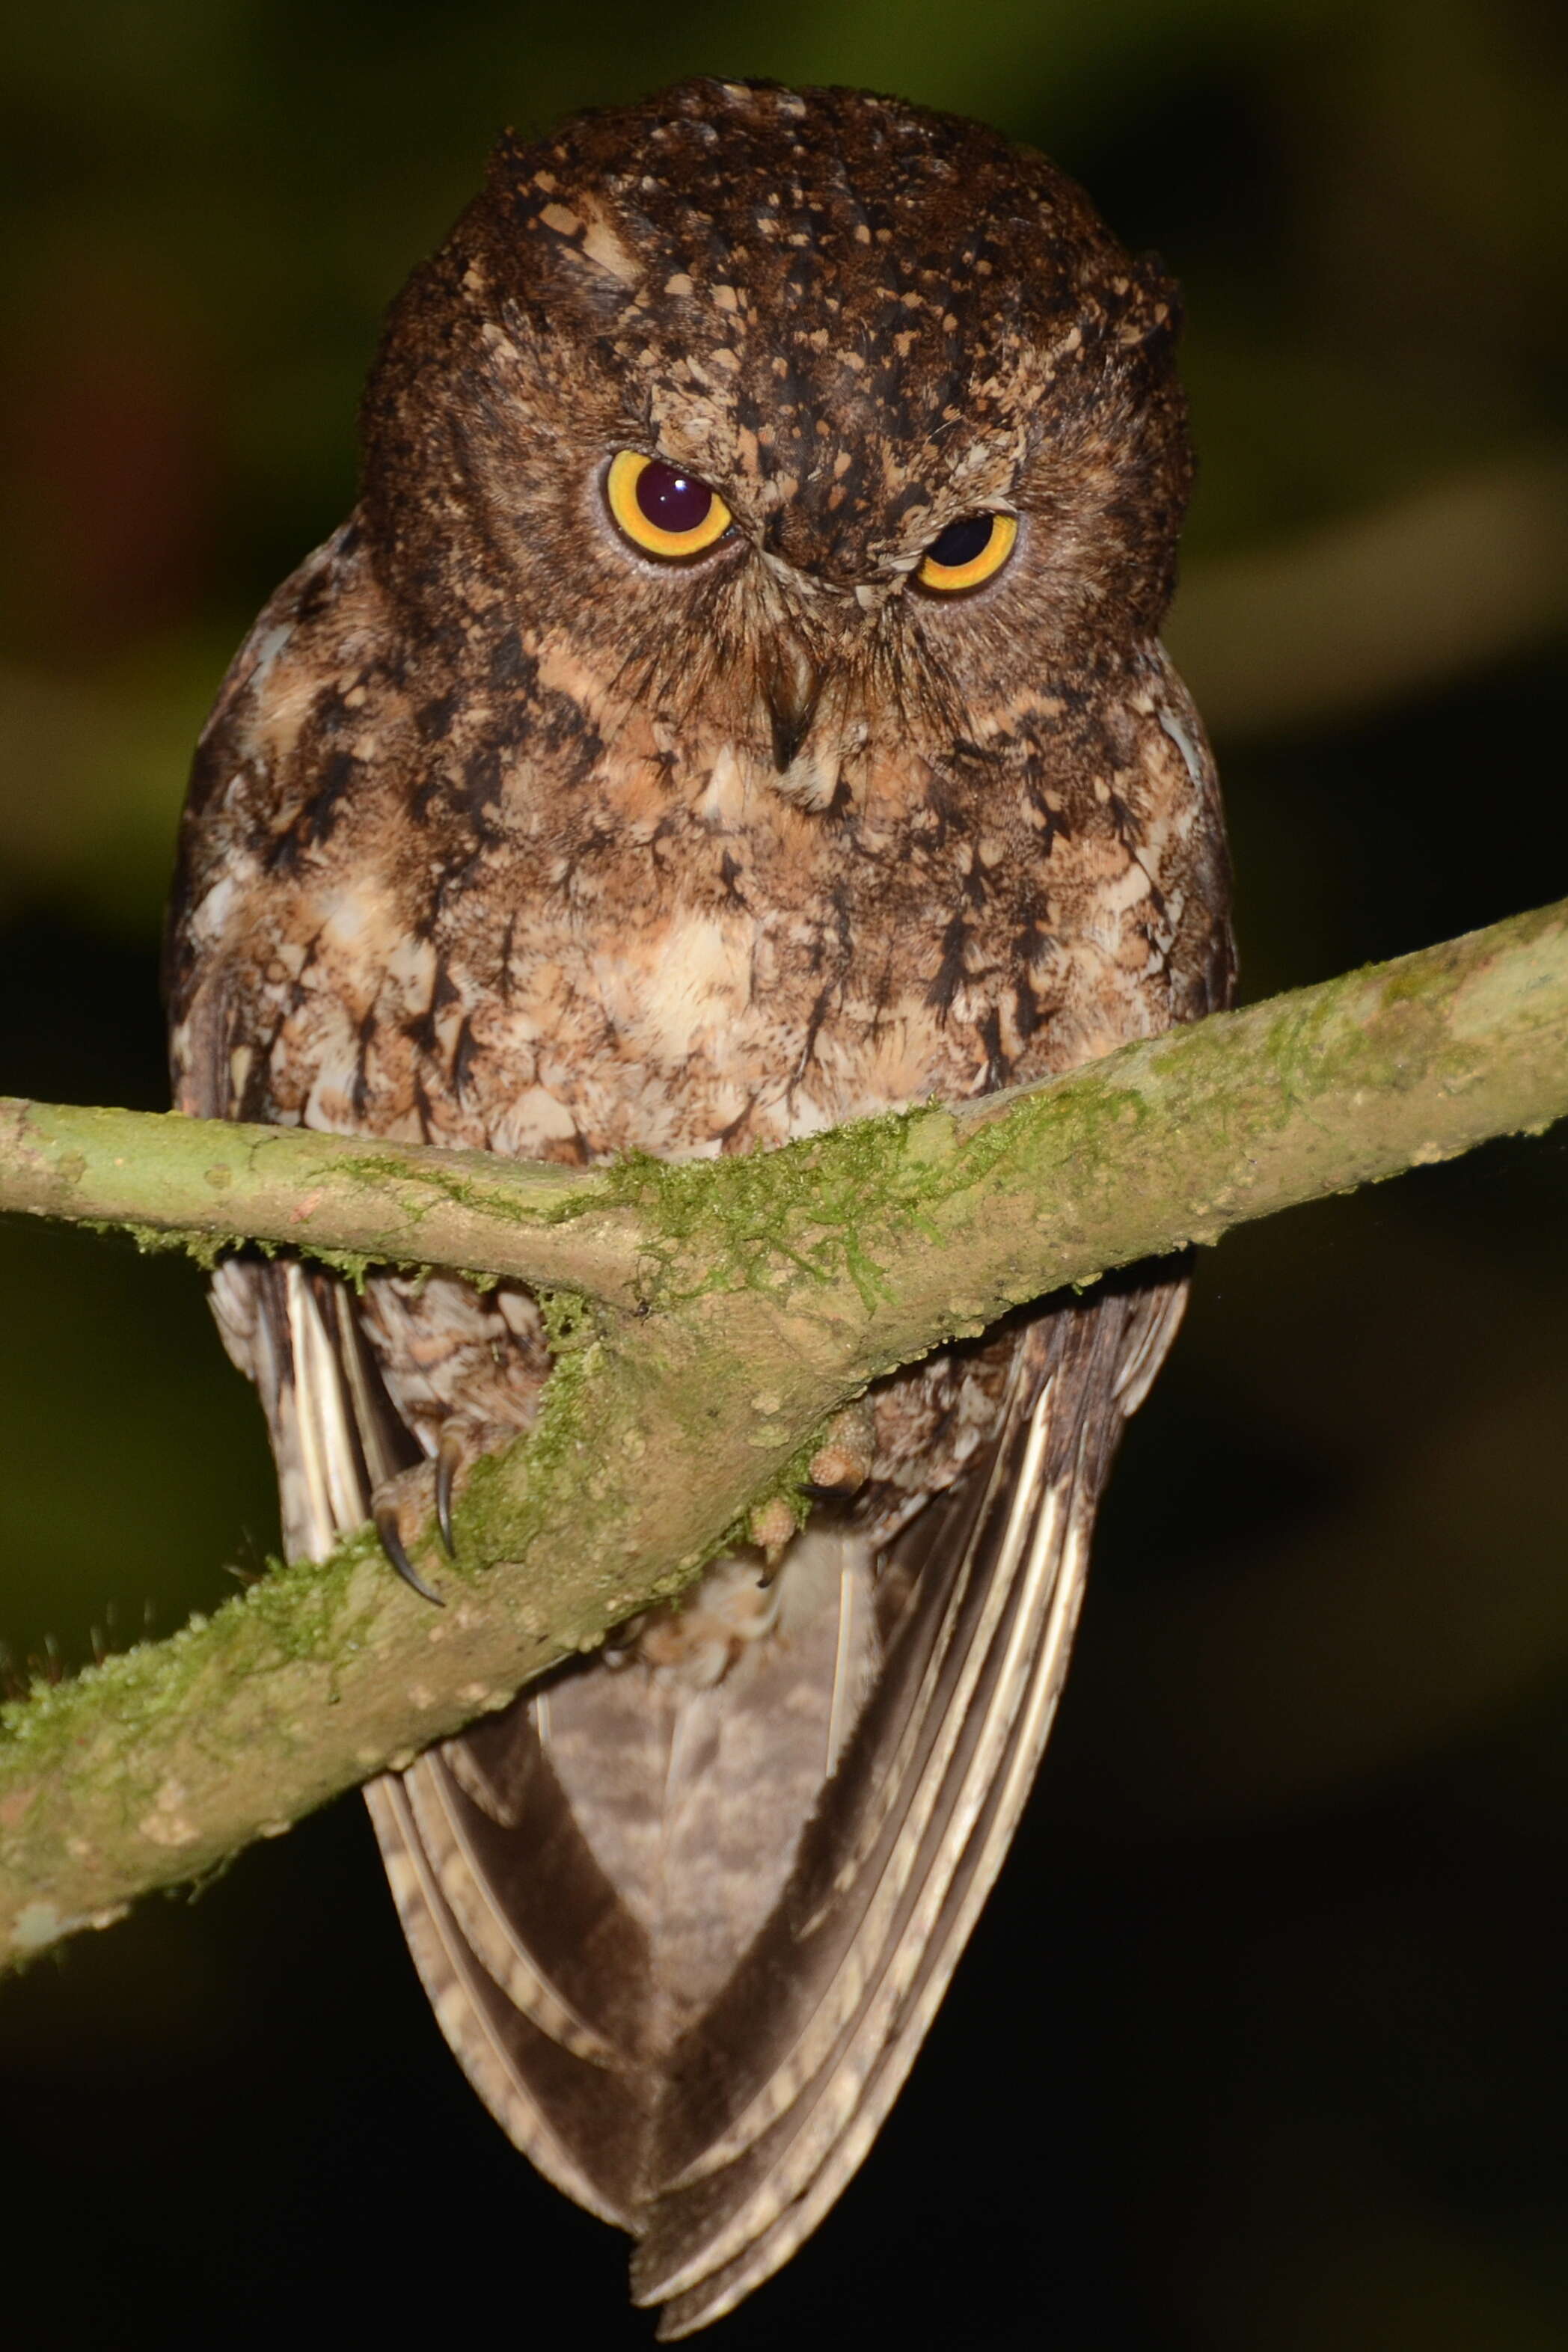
[{"xmin": 1, "ymin": 895, "xmax": 1566, "ymax": 1971}]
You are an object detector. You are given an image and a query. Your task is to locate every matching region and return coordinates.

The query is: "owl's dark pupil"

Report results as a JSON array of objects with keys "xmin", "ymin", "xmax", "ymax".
[
  {"xmin": 637, "ymin": 460, "xmax": 713, "ymax": 534},
  {"xmin": 928, "ymin": 514, "xmax": 994, "ymax": 569}
]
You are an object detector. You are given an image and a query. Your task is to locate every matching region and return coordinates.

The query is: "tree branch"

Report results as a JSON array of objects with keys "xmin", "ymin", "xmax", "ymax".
[
  {"xmin": 0, "ymin": 1098, "xmax": 639, "ymax": 1301},
  {"xmin": 3, "ymin": 895, "xmax": 1567, "ymax": 1971}
]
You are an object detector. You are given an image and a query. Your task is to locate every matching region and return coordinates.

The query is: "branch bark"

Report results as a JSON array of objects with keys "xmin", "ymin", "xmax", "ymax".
[{"xmin": 3, "ymin": 895, "xmax": 1567, "ymax": 1972}]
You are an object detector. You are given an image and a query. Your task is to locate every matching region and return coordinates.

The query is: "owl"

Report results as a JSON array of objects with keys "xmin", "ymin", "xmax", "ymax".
[{"xmin": 166, "ymin": 78, "xmax": 1232, "ymax": 2335}]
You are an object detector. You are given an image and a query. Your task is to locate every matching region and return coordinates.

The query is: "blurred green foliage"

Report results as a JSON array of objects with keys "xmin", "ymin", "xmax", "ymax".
[{"xmin": 0, "ymin": 3, "xmax": 1564, "ymax": 2346}]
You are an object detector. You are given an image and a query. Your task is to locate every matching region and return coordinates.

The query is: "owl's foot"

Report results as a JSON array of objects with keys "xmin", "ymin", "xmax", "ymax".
[
  {"xmin": 370, "ymin": 1418, "xmax": 524, "ymax": 1601},
  {"xmin": 375, "ymin": 1499, "xmax": 445, "ymax": 1608}
]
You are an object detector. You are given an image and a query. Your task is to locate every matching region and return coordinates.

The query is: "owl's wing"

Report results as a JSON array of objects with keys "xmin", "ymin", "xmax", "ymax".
[
  {"xmin": 215, "ymin": 1243, "xmax": 1180, "ymax": 2336},
  {"xmin": 629, "ymin": 1278, "xmax": 1183, "ymax": 2336}
]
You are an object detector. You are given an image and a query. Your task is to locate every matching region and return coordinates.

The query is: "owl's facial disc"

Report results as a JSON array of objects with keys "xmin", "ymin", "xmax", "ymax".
[
  {"xmin": 596, "ymin": 432, "xmax": 1008, "ymax": 800},
  {"xmin": 601, "ymin": 428, "xmax": 1019, "ymax": 788}
]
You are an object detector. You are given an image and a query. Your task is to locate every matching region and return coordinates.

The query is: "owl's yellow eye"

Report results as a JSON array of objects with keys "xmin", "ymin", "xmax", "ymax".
[
  {"xmin": 606, "ymin": 450, "xmax": 733, "ymax": 559},
  {"xmin": 916, "ymin": 511, "xmax": 1017, "ymax": 593}
]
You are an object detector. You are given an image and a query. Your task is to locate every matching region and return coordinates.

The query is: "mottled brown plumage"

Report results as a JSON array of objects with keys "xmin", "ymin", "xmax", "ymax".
[{"xmin": 167, "ymin": 78, "xmax": 1231, "ymax": 2333}]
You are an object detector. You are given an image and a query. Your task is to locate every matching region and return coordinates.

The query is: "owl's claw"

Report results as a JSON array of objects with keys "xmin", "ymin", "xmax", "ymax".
[
  {"xmin": 435, "ymin": 1430, "xmax": 462, "ymax": 1558},
  {"xmin": 376, "ymin": 1502, "xmax": 445, "ymax": 1607}
]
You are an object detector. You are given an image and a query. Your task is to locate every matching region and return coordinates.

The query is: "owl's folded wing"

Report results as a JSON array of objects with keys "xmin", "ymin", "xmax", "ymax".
[{"xmin": 631, "ymin": 1279, "xmax": 1182, "ymax": 2335}]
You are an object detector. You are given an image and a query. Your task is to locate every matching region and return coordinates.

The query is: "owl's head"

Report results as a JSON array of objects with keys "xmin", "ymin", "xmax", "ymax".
[{"xmin": 361, "ymin": 79, "xmax": 1191, "ymax": 812}]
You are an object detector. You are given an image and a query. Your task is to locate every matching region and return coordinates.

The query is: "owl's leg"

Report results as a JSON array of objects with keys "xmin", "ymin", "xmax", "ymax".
[{"xmin": 352, "ymin": 1269, "xmax": 553, "ymax": 1593}]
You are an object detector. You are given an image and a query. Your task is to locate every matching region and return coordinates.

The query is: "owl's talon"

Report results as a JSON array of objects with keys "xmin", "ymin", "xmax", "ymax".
[
  {"xmin": 376, "ymin": 1503, "xmax": 445, "ymax": 1607},
  {"xmin": 435, "ymin": 1430, "xmax": 462, "ymax": 1558}
]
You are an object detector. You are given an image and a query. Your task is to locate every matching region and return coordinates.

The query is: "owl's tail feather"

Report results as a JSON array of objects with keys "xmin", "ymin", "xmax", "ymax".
[{"xmin": 221, "ymin": 1252, "xmax": 1180, "ymax": 2333}]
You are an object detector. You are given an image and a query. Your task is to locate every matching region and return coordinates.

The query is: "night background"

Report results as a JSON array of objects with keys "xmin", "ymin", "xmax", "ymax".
[{"xmin": 2, "ymin": 3, "xmax": 1566, "ymax": 2345}]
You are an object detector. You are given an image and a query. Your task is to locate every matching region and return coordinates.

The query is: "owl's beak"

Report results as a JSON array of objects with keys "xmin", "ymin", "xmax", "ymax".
[{"xmin": 760, "ymin": 631, "xmax": 822, "ymax": 773}]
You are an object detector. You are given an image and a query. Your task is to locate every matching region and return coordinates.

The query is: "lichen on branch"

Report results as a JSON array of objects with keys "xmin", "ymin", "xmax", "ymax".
[{"xmin": 1, "ymin": 894, "xmax": 1567, "ymax": 1973}]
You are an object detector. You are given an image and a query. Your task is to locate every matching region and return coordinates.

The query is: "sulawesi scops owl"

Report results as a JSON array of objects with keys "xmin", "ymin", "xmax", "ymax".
[{"xmin": 167, "ymin": 77, "xmax": 1232, "ymax": 2336}]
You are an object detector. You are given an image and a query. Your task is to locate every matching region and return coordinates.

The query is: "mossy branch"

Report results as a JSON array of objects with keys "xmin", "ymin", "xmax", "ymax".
[{"xmin": 2, "ymin": 895, "xmax": 1567, "ymax": 1973}]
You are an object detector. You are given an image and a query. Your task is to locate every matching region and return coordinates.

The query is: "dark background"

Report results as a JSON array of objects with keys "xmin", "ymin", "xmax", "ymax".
[{"xmin": 2, "ymin": 4, "xmax": 1566, "ymax": 2346}]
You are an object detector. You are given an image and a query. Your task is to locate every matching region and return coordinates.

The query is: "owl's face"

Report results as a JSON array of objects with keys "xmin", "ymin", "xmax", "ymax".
[{"xmin": 360, "ymin": 79, "xmax": 1191, "ymax": 818}]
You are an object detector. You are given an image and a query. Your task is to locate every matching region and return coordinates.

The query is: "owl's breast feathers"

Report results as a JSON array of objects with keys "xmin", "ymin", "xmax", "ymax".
[{"xmin": 168, "ymin": 515, "xmax": 1228, "ymax": 1164}]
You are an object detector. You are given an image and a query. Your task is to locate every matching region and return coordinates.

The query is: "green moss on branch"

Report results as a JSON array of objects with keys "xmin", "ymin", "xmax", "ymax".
[{"xmin": 1, "ymin": 895, "xmax": 1567, "ymax": 1971}]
